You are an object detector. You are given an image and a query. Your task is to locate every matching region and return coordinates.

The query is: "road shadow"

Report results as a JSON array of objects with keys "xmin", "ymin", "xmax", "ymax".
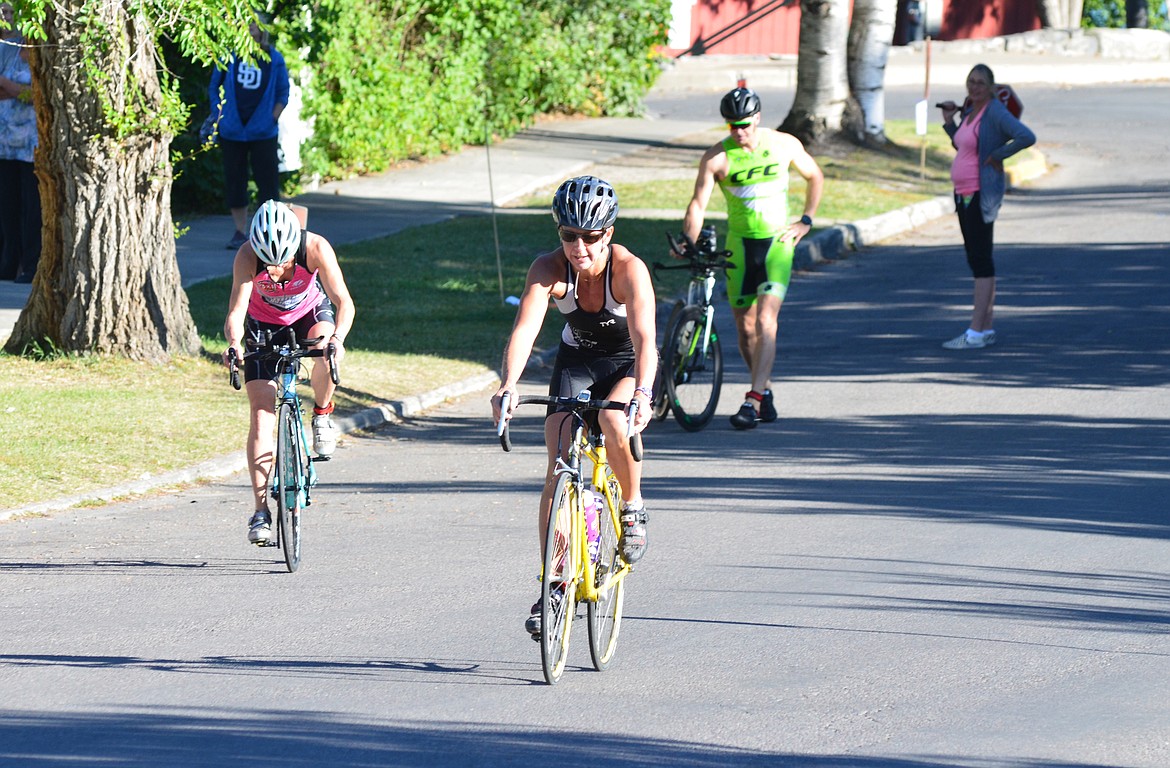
[{"xmin": 0, "ymin": 706, "xmax": 1125, "ymax": 767}]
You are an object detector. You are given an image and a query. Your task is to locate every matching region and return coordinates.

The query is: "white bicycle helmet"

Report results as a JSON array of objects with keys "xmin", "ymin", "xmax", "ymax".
[
  {"xmin": 249, "ymin": 200, "xmax": 302, "ymax": 265},
  {"xmin": 551, "ymin": 176, "xmax": 619, "ymax": 231}
]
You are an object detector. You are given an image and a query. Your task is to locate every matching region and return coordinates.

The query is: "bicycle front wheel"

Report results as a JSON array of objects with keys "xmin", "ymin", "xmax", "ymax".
[
  {"xmin": 588, "ymin": 467, "xmax": 625, "ymax": 671},
  {"xmin": 664, "ymin": 305, "xmax": 723, "ymax": 432},
  {"xmin": 276, "ymin": 402, "xmax": 303, "ymax": 573},
  {"xmin": 541, "ymin": 474, "xmax": 578, "ymax": 684}
]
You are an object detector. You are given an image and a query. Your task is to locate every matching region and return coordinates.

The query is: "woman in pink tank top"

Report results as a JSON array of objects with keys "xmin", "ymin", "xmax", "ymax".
[
  {"xmin": 937, "ymin": 64, "xmax": 1035, "ymax": 351},
  {"xmin": 222, "ymin": 201, "xmax": 356, "ymax": 545}
]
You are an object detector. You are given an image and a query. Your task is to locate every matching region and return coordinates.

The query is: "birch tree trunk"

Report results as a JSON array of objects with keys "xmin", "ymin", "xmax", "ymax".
[
  {"xmin": 780, "ymin": 0, "xmax": 852, "ymax": 146},
  {"xmin": 1037, "ymin": 0, "xmax": 1086, "ymax": 28},
  {"xmin": 846, "ymin": 0, "xmax": 897, "ymax": 145},
  {"xmin": 5, "ymin": 1, "xmax": 200, "ymax": 361}
]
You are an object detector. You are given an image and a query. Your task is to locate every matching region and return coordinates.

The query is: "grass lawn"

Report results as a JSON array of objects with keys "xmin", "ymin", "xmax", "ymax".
[{"xmin": 0, "ymin": 119, "xmax": 965, "ymax": 511}]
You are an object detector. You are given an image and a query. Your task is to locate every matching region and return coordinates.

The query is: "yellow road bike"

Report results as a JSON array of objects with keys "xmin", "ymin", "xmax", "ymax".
[{"xmin": 498, "ymin": 390, "xmax": 643, "ymax": 684}]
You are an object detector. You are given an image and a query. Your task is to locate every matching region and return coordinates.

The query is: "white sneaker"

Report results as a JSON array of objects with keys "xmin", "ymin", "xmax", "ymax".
[
  {"xmin": 942, "ymin": 333, "xmax": 985, "ymax": 350},
  {"xmin": 312, "ymin": 414, "xmax": 338, "ymax": 456}
]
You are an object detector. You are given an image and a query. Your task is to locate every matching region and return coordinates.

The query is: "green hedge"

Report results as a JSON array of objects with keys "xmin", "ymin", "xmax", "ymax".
[{"xmin": 170, "ymin": 0, "xmax": 671, "ymax": 212}]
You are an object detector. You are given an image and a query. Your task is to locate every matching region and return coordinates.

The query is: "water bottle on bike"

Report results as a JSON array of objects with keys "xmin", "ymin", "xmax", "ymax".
[{"xmin": 583, "ymin": 487, "xmax": 601, "ymax": 563}]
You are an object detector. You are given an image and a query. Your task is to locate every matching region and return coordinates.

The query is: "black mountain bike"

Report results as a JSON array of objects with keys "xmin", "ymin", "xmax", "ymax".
[{"xmin": 651, "ymin": 230, "xmax": 732, "ymax": 432}]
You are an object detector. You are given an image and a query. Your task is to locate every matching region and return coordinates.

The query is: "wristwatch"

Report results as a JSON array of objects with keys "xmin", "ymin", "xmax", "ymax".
[{"xmin": 800, "ymin": 214, "xmax": 813, "ymax": 228}]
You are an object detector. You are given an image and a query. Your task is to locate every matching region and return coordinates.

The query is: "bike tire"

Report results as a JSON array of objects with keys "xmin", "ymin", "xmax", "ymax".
[
  {"xmin": 664, "ymin": 305, "xmax": 723, "ymax": 432},
  {"xmin": 587, "ymin": 467, "xmax": 625, "ymax": 671},
  {"xmin": 276, "ymin": 402, "xmax": 303, "ymax": 573},
  {"xmin": 541, "ymin": 473, "xmax": 577, "ymax": 684}
]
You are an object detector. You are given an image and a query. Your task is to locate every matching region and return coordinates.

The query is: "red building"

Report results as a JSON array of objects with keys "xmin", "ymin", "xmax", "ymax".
[{"xmin": 663, "ymin": 0, "xmax": 1043, "ymax": 57}]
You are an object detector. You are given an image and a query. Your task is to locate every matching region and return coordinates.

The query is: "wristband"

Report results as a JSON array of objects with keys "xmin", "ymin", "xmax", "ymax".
[{"xmin": 634, "ymin": 386, "xmax": 653, "ymax": 399}]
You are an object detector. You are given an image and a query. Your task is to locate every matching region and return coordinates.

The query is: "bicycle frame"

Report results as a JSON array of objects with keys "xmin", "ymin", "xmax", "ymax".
[
  {"xmin": 684, "ymin": 268, "xmax": 719, "ymax": 360},
  {"xmin": 271, "ymin": 355, "xmax": 317, "ymax": 508},
  {"xmin": 552, "ymin": 413, "xmax": 631, "ymax": 605}
]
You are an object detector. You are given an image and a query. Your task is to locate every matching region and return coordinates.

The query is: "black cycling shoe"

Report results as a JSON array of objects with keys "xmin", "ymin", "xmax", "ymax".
[
  {"xmin": 525, "ymin": 586, "xmax": 564, "ymax": 640},
  {"xmin": 730, "ymin": 401, "xmax": 759, "ymax": 430},
  {"xmin": 759, "ymin": 390, "xmax": 777, "ymax": 423},
  {"xmin": 619, "ymin": 503, "xmax": 648, "ymax": 563}
]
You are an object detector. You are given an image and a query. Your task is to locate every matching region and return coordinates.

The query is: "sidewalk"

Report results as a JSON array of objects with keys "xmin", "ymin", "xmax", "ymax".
[{"xmin": 3, "ymin": 33, "xmax": 1168, "ymax": 518}]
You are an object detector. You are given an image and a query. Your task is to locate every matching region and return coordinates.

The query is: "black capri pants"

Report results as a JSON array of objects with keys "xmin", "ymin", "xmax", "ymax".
[
  {"xmin": 955, "ymin": 191, "xmax": 995, "ymax": 279},
  {"xmin": 221, "ymin": 136, "xmax": 281, "ymax": 209}
]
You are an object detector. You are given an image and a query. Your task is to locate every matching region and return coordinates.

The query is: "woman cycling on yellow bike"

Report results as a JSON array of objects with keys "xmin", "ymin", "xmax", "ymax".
[{"xmin": 491, "ymin": 176, "xmax": 656, "ymax": 637}]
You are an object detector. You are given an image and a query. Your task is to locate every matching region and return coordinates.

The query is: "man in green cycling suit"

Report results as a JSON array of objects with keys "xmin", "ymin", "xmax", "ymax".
[{"xmin": 683, "ymin": 87, "xmax": 824, "ymax": 430}]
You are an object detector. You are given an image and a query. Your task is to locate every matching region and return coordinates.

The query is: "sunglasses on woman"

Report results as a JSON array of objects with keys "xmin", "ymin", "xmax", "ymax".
[{"xmin": 559, "ymin": 228, "xmax": 606, "ymax": 245}]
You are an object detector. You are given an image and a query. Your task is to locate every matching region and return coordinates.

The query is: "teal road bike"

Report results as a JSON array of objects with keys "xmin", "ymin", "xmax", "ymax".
[{"xmin": 229, "ymin": 328, "xmax": 339, "ymax": 573}]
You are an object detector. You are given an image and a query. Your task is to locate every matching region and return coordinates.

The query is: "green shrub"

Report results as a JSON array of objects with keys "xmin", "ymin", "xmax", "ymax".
[{"xmin": 168, "ymin": 0, "xmax": 671, "ymax": 209}]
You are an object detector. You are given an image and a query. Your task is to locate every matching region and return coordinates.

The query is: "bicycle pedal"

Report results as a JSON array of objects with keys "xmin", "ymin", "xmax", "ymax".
[{"xmin": 311, "ymin": 455, "xmax": 331, "ymax": 463}]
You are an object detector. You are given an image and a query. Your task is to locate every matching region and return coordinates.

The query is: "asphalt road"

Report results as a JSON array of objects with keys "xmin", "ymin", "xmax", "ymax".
[{"xmin": 2, "ymin": 82, "xmax": 1168, "ymax": 767}]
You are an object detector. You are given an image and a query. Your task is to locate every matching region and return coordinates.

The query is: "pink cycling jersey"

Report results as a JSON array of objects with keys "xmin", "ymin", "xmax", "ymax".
[{"xmin": 248, "ymin": 260, "xmax": 327, "ymax": 325}]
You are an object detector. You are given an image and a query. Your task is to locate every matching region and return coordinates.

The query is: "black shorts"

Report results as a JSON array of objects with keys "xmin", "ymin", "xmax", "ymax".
[
  {"xmin": 546, "ymin": 343, "xmax": 635, "ymax": 418},
  {"xmin": 242, "ymin": 297, "xmax": 335, "ymax": 382}
]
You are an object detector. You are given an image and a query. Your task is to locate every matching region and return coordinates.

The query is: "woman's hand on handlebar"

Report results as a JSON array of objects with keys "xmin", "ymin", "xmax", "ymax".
[
  {"xmin": 223, "ymin": 343, "xmax": 244, "ymax": 369},
  {"xmin": 627, "ymin": 390, "xmax": 652, "ymax": 435},
  {"xmin": 491, "ymin": 387, "xmax": 515, "ymax": 426}
]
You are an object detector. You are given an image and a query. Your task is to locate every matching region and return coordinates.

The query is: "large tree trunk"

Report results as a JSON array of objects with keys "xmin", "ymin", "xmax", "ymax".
[
  {"xmin": 846, "ymin": 0, "xmax": 897, "ymax": 145},
  {"xmin": 780, "ymin": 0, "xmax": 852, "ymax": 146},
  {"xmin": 5, "ymin": 1, "xmax": 200, "ymax": 361}
]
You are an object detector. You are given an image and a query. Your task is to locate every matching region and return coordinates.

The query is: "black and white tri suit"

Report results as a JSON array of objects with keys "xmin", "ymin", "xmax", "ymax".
[{"xmin": 547, "ymin": 252, "xmax": 635, "ymax": 412}]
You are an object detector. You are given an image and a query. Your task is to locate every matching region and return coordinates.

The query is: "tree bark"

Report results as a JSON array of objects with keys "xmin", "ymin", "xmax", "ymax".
[
  {"xmin": 5, "ymin": 1, "xmax": 200, "ymax": 361},
  {"xmin": 846, "ymin": 0, "xmax": 897, "ymax": 145},
  {"xmin": 1037, "ymin": 0, "xmax": 1087, "ymax": 28},
  {"xmin": 780, "ymin": 0, "xmax": 852, "ymax": 146}
]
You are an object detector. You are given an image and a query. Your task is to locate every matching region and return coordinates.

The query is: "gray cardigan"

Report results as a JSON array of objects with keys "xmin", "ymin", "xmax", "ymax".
[{"xmin": 944, "ymin": 99, "xmax": 1036, "ymax": 222}]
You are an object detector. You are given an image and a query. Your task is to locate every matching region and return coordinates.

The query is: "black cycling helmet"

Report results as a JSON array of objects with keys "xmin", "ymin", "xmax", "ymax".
[
  {"xmin": 720, "ymin": 87, "xmax": 761, "ymax": 122},
  {"xmin": 551, "ymin": 175, "xmax": 619, "ymax": 231}
]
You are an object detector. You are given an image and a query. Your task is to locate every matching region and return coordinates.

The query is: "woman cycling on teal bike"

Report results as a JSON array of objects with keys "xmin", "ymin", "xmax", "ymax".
[{"xmin": 223, "ymin": 200, "xmax": 355, "ymax": 545}]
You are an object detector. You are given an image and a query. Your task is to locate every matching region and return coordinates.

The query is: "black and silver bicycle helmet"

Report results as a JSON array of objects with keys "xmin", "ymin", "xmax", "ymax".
[
  {"xmin": 249, "ymin": 200, "xmax": 302, "ymax": 265},
  {"xmin": 551, "ymin": 175, "xmax": 619, "ymax": 231},
  {"xmin": 719, "ymin": 87, "xmax": 761, "ymax": 122}
]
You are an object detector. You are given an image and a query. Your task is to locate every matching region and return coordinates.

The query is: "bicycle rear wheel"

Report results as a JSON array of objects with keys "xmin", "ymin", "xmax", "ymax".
[
  {"xmin": 541, "ymin": 474, "xmax": 578, "ymax": 684},
  {"xmin": 588, "ymin": 466, "xmax": 625, "ymax": 670},
  {"xmin": 276, "ymin": 402, "xmax": 303, "ymax": 573},
  {"xmin": 664, "ymin": 305, "xmax": 723, "ymax": 432}
]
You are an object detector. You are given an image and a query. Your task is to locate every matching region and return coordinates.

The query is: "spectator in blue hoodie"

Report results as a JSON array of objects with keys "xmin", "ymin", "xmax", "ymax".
[{"xmin": 209, "ymin": 17, "xmax": 289, "ymax": 250}]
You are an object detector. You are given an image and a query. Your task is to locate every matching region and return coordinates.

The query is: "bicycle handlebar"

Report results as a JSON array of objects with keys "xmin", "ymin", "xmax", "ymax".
[
  {"xmin": 226, "ymin": 329, "xmax": 340, "ymax": 389},
  {"xmin": 657, "ymin": 231, "xmax": 731, "ymax": 276},
  {"xmin": 497, "ymin": 391, "xmax": 643, "ymax": 461}
]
